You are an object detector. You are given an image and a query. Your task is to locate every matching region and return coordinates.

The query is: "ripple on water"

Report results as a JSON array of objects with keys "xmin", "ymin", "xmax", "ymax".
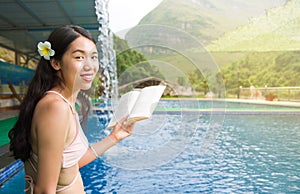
[{"xmin": 79, "ymin": 114, "xmax": 300, "ymax": 193}]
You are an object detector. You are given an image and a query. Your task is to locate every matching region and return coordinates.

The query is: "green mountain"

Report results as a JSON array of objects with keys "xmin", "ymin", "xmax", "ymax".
[
  {"xmin": 138, "ymin": 0, "xmax": 286, "ymax": 44},
  {"xmin": 207, "ymin": 0, "xmax": 300, "ymax": 51},
  {"xmin": 117, "ymin": 0, "xmax": 300, "ymax": 94}
]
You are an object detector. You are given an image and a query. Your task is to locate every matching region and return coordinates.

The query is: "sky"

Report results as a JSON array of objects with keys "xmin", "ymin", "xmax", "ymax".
[{"xmin": 108, "ymin": 0, "xmax": 163, "ymax": 33}]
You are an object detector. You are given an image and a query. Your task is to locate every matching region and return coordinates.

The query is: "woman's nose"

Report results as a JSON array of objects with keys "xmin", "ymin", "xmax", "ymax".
[
  {"xmin": 83, "ymin": 58, "xmax": 99, "ymax": 71},
  {"xmin": 83, "ymin": 60, "xmax": 91, "ymax": 70}
]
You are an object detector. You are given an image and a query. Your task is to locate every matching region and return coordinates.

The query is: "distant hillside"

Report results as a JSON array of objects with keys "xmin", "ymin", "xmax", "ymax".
[
  {"xmin": 137, "ymin": 0, "xmax": 286, "ymax": 44},
  {"xmin": 123, "ymin": 0, "xmax": 287, "ymax": 73},
  {"xmin": 207, "ymin": 0, "xmax": 300, "ymax": 51},
  {"xmin": 113, "ymin": 34, "xmax": 164, "ymax": 86},
  {"xmin": 221, "ymin": 51, "xmax": 300, "ymax": 89},
  {"xmin": 119, "ymin": 0, "xmax": 300, "ymax": 93}
]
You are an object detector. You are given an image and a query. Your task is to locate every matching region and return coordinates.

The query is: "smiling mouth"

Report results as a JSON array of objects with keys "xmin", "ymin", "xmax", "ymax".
[{"xmin": 81, "ymin": 74, "xmax": 94, "ymax": 82}]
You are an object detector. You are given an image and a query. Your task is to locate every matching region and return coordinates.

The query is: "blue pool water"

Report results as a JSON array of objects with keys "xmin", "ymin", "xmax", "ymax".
[{"xmin": 1, "ymin": 100, "xmax": 300, "ymax": 193}]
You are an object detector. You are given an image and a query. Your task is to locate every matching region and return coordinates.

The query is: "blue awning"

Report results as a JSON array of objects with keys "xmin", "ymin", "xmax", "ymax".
[
  {"xmin": 0, "ymin": 1, "xmax": 99, "ymax": 59},
  {"xmin": 0, "ymin": 61, "xmax": 34, "ymax": 85}
]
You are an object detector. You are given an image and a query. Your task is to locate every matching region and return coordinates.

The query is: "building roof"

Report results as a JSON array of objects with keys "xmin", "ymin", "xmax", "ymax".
[{"xmin": 0, "ymin": 0, "xmax": 100, "ymax": 60}]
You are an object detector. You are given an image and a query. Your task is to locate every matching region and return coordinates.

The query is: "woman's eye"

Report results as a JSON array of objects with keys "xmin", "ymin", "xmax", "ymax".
[
  {"xmin": 76, "ymin": 56, "xmax": 84, "ymax": 60},
  {"xmin": 92, "ymin": 55, "xmax": 98, "ymax": 60}
]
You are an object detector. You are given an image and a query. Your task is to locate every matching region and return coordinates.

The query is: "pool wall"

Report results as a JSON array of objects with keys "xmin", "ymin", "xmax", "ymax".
[{"xmin": 0, "ymin": 156, "xmax": 23, "ymax": 186}]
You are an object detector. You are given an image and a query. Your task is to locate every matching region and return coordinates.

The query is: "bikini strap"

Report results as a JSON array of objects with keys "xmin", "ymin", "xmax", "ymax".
[
  {"xmin": 28, "ymin": 156, "xmax": 38, "ymax": 172},
  {"xmin": 25, "ymin": 155, "xmax": 80, "ymax": 193},
  {"xmin": 24, "ymin": 175, "xmax": 34, "ymax": 194},
  {"xmin": 56, "ymin": 172, "xmax": 79, "ymax": 193},
  {"xmin": 45, "ymin": 90, "xmax": 79, "ymax": 148},
  {"xmin": 24, "ymin": 172, "xmax": 79, "ymax": 193},
  {"xmin": 45, "ymin": 91, "xmax": 75, "ymax": 114}
]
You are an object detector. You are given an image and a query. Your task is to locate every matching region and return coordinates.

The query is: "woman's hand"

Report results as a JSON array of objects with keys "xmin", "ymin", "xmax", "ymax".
[
  {"xmin": 109, "ymin": 116, "xmax": 135, "ymax": 143},
  {"xmin": 80, "ymin": 116, "xmax": 135, "ymax": 167}
]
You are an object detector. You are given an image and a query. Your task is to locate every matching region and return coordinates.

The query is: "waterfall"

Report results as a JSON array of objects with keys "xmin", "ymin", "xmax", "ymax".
[{"xmin": 94, "ymin": 0, "xmax": 118, "ymax": 123}]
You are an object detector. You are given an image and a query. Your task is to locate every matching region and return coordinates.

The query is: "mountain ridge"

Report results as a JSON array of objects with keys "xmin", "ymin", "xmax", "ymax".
[
  {"xmin": 118, "ymin": 0, "xmax": 300, "ymax": 93},
  {"xmin": 206, "ymin": 0, "xmax": 300, "ymax": 51},
  {"xmin": 136, "ymin": 0, "xmax": 287, "ymax": 45}
]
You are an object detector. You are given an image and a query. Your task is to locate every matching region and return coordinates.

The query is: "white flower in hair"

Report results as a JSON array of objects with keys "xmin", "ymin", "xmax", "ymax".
[{"xmin": 37, "ymin": 41, "xmax": 55, "ymax": 60}]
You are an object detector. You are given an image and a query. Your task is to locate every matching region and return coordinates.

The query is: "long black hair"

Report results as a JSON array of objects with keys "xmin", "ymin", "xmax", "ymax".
[{"xmin": 8, "ymin": 25, "xmax": 96, "ymax": 162}]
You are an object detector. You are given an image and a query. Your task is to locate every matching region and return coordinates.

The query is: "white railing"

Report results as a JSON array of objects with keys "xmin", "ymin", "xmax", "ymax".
[{"xmin": 239, "ymin": 86, "xmax": 300, "ymax": 102}]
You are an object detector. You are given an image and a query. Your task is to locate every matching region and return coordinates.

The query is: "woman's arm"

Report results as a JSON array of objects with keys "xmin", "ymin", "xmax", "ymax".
[
  {"xmin": 33, "ymin": 99, "xmax": 71, "ymax": 193},
  {"xmin": 79, "ymin": 116, "xmax": 134, "ymax": 167}
]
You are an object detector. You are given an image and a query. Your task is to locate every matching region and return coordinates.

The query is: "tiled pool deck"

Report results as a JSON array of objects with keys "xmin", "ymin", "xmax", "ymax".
[{"xmin": 1, "ymin": 99, "xmax": 300, "ymax": 186}]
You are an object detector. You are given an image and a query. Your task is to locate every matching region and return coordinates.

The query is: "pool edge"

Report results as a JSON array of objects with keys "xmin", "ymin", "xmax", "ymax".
[{"xmin": 0, "ymin": 144, "xmax": 23, "ymax": 186}]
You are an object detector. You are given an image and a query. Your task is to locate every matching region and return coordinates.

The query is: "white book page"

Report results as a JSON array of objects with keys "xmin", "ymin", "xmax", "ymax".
[
  {"xmin": 107, "ymin": 90, "xmax": 140, "ymax": 128},
  {"xmin": 129, "ymin": 85, "xmax": 166, "ymax": 119}
]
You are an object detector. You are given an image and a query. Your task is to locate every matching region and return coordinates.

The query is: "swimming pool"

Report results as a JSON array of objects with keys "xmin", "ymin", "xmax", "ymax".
[{"xmin": 1, "ymin": 100, "xmax": 300, "ymax": 193}]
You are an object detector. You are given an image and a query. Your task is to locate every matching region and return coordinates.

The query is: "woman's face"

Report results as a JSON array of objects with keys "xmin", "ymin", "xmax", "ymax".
[{"xmin": 60, "ymin": 36, "xmax": 99, "ymax": 92}]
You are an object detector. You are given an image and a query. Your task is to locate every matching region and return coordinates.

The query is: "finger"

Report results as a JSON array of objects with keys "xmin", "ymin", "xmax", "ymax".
[
  {"xmin": 120, "ymin": 116, "xmax": 129, "ymax": 125},
  {"xmin": 125, "ymin": 122, "xmax": 135, "ymax": 132},
  {"xmin": 115, "ymin": 116, "xmax": 128, "ymax": 128}
]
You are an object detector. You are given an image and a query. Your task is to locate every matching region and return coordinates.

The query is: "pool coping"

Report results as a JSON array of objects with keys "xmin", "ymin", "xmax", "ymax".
[
  {"xmin": 161, "ymin": 98, "xmax": 300, "ymax": 107},
  {"xmin": 220, "ymin": 98, "xmax": 300, "ymax": 108},
  {"xmin": 0, "ymin": 152, "xmax": 23, "ymax": 186},
  {"xmin": 0, "ymin": 144, "xmax": 22, "ymax": 186},
  {"xmin": 94, "ymin": 98, "xmax": 300, "ymax": 115}
]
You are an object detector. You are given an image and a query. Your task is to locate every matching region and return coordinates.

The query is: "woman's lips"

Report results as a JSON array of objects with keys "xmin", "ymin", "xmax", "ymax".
[{"xmin": 81, "ymin": 73, "xmax": 94, "ymax": 82}]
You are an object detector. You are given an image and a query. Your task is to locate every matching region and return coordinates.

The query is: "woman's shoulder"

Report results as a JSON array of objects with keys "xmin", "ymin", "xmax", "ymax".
[
  {"xmin": 32, "ymin": 93, "xmax": 72, "ymax": 138},
  {"xmin": 34, "ymin": 93, "xmax": 72, "ymax": 121}
]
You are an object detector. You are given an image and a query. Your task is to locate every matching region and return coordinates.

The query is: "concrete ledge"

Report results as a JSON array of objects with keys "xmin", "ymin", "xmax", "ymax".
[{"xmin": 0, "ymin": 109, "xmax": 19, "ymax": 121}]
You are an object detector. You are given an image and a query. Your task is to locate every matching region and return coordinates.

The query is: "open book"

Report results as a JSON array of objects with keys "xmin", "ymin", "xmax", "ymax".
[{"xmin": 106, "ymin": 85, "xmax": 166, "ymax": 129}]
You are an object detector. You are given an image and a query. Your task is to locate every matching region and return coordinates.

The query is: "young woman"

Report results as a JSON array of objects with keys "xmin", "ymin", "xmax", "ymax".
[{"xmin": 8, "ymin": 25, "xmax": 134, "ymax": 194}]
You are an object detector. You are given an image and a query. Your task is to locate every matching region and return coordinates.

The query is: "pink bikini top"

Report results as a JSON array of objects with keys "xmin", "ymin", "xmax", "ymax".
[
  {"xmin": 24, "ymin": 91, "xmax": 89, "ymax": 193},
  {"xmin": 31, "ymin": 91, "xmax": 89, "ymax": 169}
]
